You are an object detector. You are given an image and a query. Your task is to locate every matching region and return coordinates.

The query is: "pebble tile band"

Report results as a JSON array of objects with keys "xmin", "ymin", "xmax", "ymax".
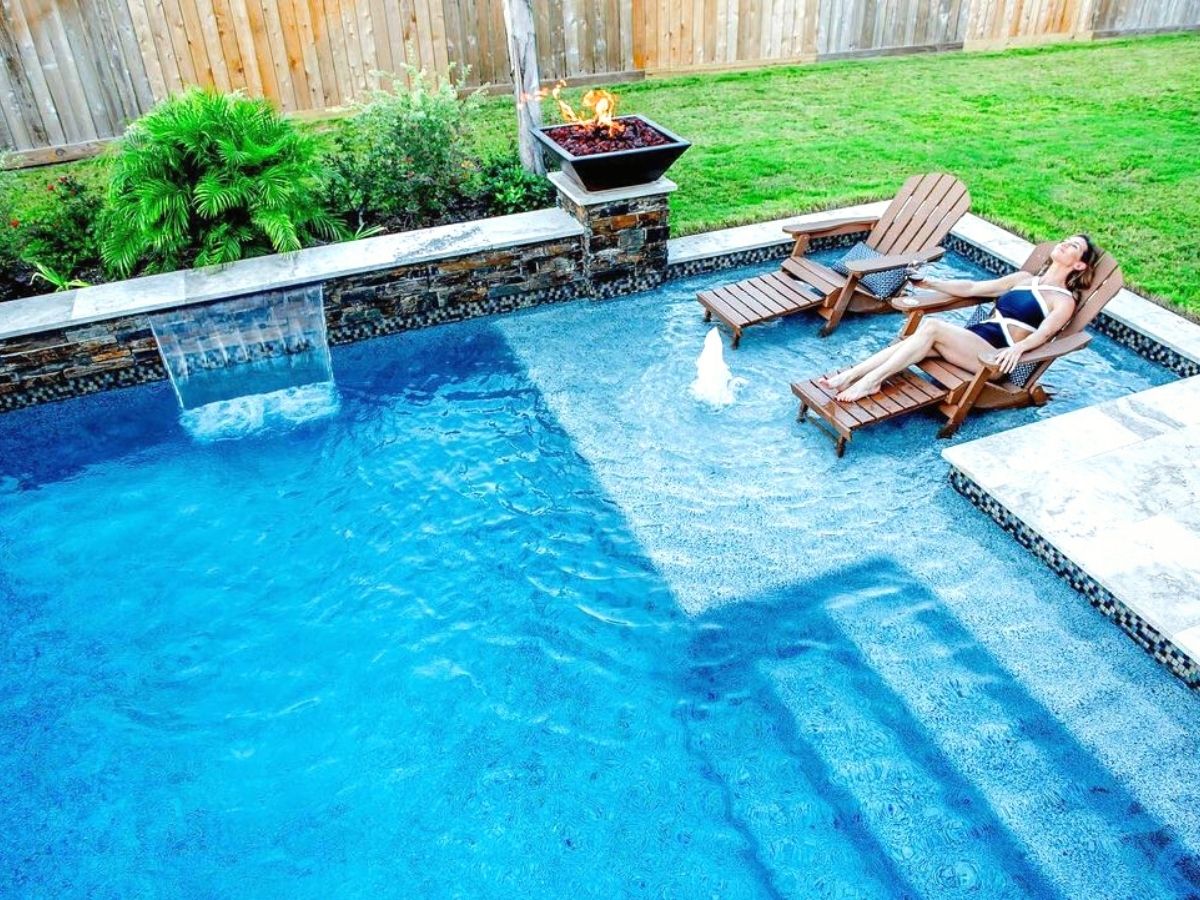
[{"xmin": 949, "ymin": 468, "xmax": 1200, "ymax": 689}]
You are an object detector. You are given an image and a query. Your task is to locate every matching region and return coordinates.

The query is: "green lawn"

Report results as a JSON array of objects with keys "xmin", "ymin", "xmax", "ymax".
[{"xmin": 478, "ymin": 33, "xmax": 1200, "ymax": 313}]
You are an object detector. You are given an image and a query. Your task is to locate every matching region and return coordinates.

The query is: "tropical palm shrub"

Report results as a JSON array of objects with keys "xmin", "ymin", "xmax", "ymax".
[
  {"xmin": 101, "ymin": 88, "xmax": 343, "ymax": 277},
  {"xmin": 323, "ymin": 66, "xmax": 485, "ymax": 232}
]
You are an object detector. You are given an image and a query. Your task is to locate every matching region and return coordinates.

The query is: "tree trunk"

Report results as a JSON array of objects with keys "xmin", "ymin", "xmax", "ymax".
[{"xmin": 501, "ymin": 0, "xmax": 545, "ymax": 174}]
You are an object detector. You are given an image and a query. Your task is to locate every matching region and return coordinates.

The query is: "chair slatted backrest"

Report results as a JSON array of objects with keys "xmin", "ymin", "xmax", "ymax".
[
  {"xmin": 867, "ymin": 173, "xmax": 971, "ymax": 257},
  {"xmin": 1060, "ymin": 250, "xmax": 1123, "ymax": 337},
  {"xmin": 1020, "ymin": 241, "xmax": 1056, "ymax": 275}
]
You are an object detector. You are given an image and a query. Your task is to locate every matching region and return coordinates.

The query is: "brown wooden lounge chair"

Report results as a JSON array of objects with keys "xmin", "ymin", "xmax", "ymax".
[
  {"xmin": 789, "ymin": 242, "xmax": 1124, "ymax": 456},
  {"xmin": 697, "ymin": 173, "xmax": 970, "ymax": 347}
]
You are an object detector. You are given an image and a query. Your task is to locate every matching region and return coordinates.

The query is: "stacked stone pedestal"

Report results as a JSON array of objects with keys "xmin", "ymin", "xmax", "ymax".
[{"xmin": 549, "ymin": 172, "xmax": 676, "ymax": 299}]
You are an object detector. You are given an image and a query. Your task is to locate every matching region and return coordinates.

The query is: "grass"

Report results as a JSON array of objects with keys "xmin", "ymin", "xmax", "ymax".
[
  {"xmin": 476, "ymin": 33, "xmax": 1200, "ymax": 313},
  {"xmin": 6, "ymin": 33, "xmax": 1198, "ymax": 312}
]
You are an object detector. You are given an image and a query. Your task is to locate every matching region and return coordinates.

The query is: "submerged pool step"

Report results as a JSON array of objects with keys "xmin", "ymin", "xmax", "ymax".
[
  {"xmin": 764, "ymin": 656, "xmax": 1049, "ymax": 899},
  {"xmin": 821, "ymin": 592, "xmax": 1200, "ymax": 900},
  {"xmin": 684, "ymin": 688, "xmax": 896, "ymax": 899}
]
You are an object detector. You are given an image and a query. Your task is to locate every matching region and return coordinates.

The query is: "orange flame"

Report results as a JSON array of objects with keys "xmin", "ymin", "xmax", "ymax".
[{"xmin": 539, "ymin": 82, "xmax": 625, "ymax": 136}]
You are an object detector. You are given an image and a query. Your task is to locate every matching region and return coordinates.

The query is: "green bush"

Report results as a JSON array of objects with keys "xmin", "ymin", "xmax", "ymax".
[
  {"xmin": 15, "ymin": 174, "xmax": 103, "ymax": 283},
  {"xmin": 0, "ymin": 216, "xmax": 17, "ymax": 276},
  {"xmin": 0, "ymin": 160, "xmax": 33, "ymax": 298},
  {"xmin": 101, "ymin": 87, "xmax": 344, "ymax": 277},
  {"xmin": 0, "ymin": 172, "xmax": 16, "ymax": 260},
  {"xmin": 470, "ymin": 152, "xmax": 555, "ymax": 216},
  {"xmin": 324, "ymin": 66, "xmax": 484, "ymax": 232}
]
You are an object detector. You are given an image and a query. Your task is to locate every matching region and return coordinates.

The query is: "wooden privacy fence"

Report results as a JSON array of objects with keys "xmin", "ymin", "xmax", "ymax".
[{"xmin": 1, "ymin": 0, "xmax": 1198, "ymax": 155}]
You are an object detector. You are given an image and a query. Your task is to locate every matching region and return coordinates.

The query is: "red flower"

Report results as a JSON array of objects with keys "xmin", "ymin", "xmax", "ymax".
[
  {"xmin": 8, "ymin": 219, "xmax": 18, "ymax": 228},
  {"xmin": 46, "ymin": 183, "xmax": 55, "ymax": 192}
]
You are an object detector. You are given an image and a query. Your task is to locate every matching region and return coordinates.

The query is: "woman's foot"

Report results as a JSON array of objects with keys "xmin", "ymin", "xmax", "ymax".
[
  {"xmin": 816, "ymin": 370, "xmax": 855, "ymax": 391},
  {"xmin": 836, "ymin": 379, "xmax": 883, "ymax": 403}
]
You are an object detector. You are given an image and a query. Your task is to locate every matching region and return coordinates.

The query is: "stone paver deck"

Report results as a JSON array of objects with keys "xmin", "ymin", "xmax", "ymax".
[{"xmin": 944, "ymin": 376, "xmax": 1200, "ymax": 674}]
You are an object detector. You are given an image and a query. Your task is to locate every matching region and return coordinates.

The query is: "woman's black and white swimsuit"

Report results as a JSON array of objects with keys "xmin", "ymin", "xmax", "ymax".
[{"xmin": 966, "ymin": 277, "xmax": 1072, "ymax": 349}]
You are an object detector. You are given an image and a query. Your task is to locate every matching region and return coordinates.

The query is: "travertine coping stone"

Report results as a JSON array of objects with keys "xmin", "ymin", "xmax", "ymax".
[
  {"xmin": 944, "ymin": 378, "xmax": 1200, "ymax": 687},
  {"xmin": 667, "ymin": 200, "xmax": 888, "ymax": 265},
  {"xmin": 548, "ymin": 173, "xmax": 678, "ymax": 208}
]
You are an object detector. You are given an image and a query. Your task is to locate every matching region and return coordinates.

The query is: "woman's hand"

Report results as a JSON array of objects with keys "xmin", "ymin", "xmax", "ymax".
[{"xmin": 992, "ymin": 346, "xmax": 1025, "ymax": 374}]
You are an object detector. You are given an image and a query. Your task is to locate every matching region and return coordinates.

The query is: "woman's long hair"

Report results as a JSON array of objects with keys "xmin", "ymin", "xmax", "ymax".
[{"xmin": 1039, "ymin": 234, "xmax": 1100, "ymax": 301}]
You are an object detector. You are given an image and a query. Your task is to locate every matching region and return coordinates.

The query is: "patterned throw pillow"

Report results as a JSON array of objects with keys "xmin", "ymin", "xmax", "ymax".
[{"xmin": 831, "ymin": 241, "xmax": 909, "ymax": 299}]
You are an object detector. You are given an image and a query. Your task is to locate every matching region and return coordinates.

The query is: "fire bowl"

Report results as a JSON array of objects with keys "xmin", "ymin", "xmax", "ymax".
[{"xmin": 532, "ymin": 115, "xmax": 690, "ymax": 193}]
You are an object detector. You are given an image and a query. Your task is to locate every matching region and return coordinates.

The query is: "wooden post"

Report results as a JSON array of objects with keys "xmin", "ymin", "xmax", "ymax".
[{"xmin": 500, "ymin": 0, "xmax": 545, "ymax": 174}]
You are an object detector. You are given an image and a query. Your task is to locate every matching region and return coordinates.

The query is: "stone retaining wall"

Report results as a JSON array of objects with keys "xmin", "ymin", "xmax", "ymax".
[
  {"xmin": 0, "ymin": 236, "xmax": 589, "ymax": 412},
  {"xmin": 0, "ymin": 177, "xmax": 674, "ymax": 413},
  {"xmin": 556, "ymin": 189, "xmax": 670, "ymax": 298},
  {"xmin": 324, "ymin": 236, "xmax": 586, "ymax": 344},
  {"xmin": 0, "ymin": 316, "xmax": 166, "ymax": 410}
]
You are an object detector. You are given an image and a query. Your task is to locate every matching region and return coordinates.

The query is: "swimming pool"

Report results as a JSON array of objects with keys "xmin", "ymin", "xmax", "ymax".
[{"xmin": 2, "ymin": 256, "xmax": 1198, "ymax": 898}]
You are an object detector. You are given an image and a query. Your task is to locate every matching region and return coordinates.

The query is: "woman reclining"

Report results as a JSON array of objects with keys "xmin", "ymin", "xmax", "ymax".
[{"xmin": 817, "ymin": 234, "xmax": 1100, "ymax": 402}]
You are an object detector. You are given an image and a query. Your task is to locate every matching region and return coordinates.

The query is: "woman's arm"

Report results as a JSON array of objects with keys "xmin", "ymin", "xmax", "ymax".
[
  {"xmin": 991, "ymin": 297, "xmax": 1077, "ymax": 373},
  {"xmin": 914, "ymin": 270, "xmax": 1027, "ymax": 299}
]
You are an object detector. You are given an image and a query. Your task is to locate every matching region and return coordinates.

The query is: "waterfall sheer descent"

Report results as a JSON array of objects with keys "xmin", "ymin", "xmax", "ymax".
[{"xmin": 148, "ymin": 286, "xmax": 338, "ymax": 439}]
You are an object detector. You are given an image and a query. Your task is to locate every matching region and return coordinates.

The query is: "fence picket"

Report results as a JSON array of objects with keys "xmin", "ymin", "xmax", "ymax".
[
  {"xmin": 0, "ymin": 4, "xmax": 46, "ymax": 147},
  {"xmin": 1, "ymin": 0, "xmax": 1196, "ymax": 156}
]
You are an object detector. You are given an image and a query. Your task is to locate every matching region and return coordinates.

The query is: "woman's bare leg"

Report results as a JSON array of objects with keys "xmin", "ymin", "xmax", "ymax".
[
  {"xmin": 826, "ymin": 317, "xmax": 966, "ymax": 393},
  {"xmin": 835, "ymin": 320, "xmax": 998, "ymax": 402},
  {"xmin": 816, "ymin": 340, "xmax": 913, "ymax": 390},
  {"xmin": 835, "ymin": 328, "xmax": 938, "ymax": 401}
]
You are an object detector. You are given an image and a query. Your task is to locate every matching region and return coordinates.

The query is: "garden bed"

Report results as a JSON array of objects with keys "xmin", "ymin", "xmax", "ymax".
[{"xmin": 0, "ymin": 73, "xmax": 555, "ymax": 305}]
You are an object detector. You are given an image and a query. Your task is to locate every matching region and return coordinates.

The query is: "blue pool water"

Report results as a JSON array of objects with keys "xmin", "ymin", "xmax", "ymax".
[{"xmin": 2, "ymin": 256, "xmax": 1199, "ymax": 898}]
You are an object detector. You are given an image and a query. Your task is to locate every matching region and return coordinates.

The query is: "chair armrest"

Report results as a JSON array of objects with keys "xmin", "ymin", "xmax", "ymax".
[
  {"xmin": 977, "ymin": 331, "xmax": 1092, "ymax": 368},
  {"xmin": 891, "ymin": 291, "xmax": 989, "ymax": 313},
  {"xmin": 1017, "ymin": 331, "xmax": 1092, "ymax": 365},
  {"xmin": 782, "ymin": 215, "xmax": 879, "ymax": 237},
  {"xmin": 843, "ymin": 246, "xmax": 946, "ymax": 274}
]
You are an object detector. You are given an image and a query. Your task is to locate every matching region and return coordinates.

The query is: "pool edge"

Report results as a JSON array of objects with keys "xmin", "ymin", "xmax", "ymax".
[{"xmin": 946, "ymin": 466, "xmax": 1200, "ymax": 690}]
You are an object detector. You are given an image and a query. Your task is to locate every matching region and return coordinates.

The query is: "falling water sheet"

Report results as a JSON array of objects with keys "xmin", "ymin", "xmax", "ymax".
[
  {"xmin": 148, "ymin": 285, "xmax": 334, "ymax": 410},
  {"xmin": 146, "ymin": 285, "xmax": 340, "ymax": 439}
]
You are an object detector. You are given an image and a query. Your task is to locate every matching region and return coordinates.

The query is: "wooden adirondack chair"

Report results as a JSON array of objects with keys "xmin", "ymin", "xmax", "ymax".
[
  {"xmin": 697, "ymin": 173, "xmax": 970, "ymax": 347},
  {"xmin": 789, "ymin": 243, "xmax": 1124, "ymax": 456}
]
